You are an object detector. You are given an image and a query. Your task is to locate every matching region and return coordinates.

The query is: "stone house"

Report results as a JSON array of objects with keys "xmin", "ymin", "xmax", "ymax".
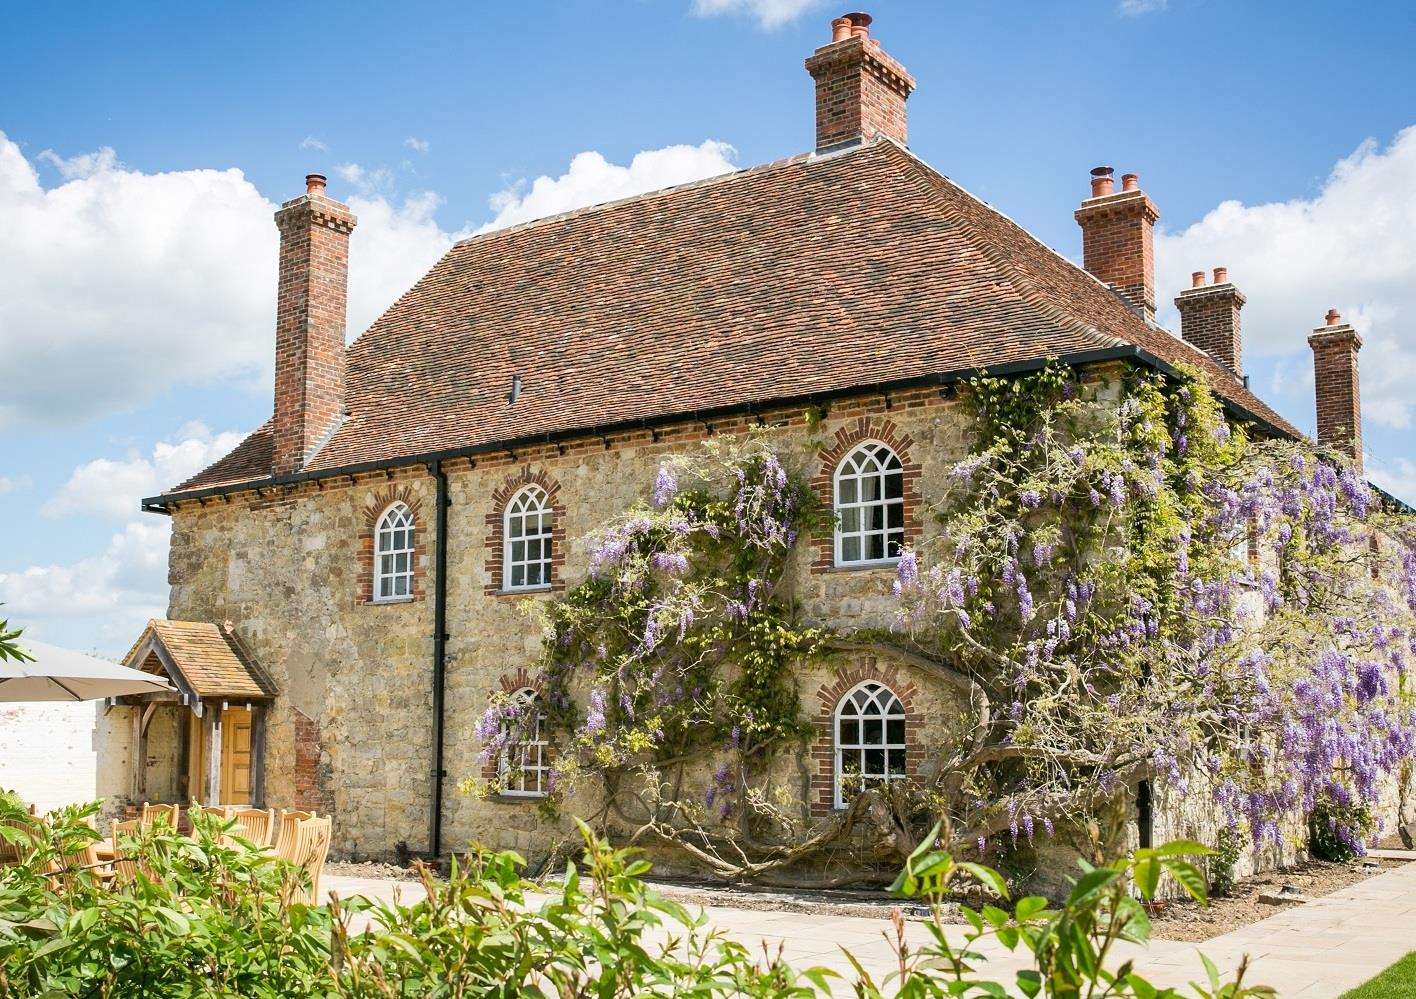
[{"xmin": 96, "ymin": 11, "xmax": 1378, "ymax": 865}]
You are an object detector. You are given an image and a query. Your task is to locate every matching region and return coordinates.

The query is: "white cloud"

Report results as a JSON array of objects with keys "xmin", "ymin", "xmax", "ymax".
[
  {"xmin": 690, "ymin": 0, "xmax": 823, "ymax": 29},
  {"xmin": 1118, "ymin": 0, "xmax": 1167, "ymax": 15},
  {"xmin": 404, "ymin": 137, "xmax": 430, "ymax": 154},
  {"xmin": 1155, "ymin": 127, "xmax": 1416, "ymax": 430},
  {"xmin": 0, "ymin": 132, "xmax": 455, "ymax": 428},
  {"xmin": 43, "ymin": 423, "xmax": 247, "ymax": 520},
  {"xmin": 0, "ymin": 519, "xmax": 170, "ymax": 654},
  {"xmin": 299, "ymin": 136, "xmax": 328, "ymax": 152},
  {"xmin": 335, "ymin": 161, "xmax": 394, "ymax": 194},
  {"xmin": 481, "ymin": 141, "xmax": 737, "ymax": 232},
  {"xmin": 36, "ymin": 146, "xmax": 119, "ymax": 180},
  {"xmin": 0, "ymin": 475, "xmax": 31, "ymax": 495}
]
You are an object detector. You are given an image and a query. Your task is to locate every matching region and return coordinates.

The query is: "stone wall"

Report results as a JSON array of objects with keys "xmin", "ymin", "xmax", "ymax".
[{"xmin": 94, "ymin": 384, "xmax": 978, "ymax": 861}]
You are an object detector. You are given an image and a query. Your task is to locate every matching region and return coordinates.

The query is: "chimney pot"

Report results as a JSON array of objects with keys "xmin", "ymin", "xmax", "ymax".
[
  {"xmin": 305, "ymin": 173, "xmax": 327, "ymax": 195},
  {"xmin": 830, "ymin": 16, "xmax": 852, "ymax": 41},
  {"xmin": 1212, "ymin": 266, "xmax": 1228, "ymax": 284},
  {"xmin": 1191, "ymin": 271, "xmax": 1206, "ymax": 288},
  {"xmin": 1326, "ymin": 308, "xmax": 1341, "ymax": 326},
  {"xmin": 1090, "ymin": 166, "xmax": 1115, "ymax": 198},
  {"xmin": 1121, "ymin": 172, "xmax": 1140, "ymax": 192}
]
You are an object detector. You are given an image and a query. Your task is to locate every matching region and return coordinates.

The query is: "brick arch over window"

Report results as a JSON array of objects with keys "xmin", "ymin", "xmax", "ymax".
[
  {"xmin": 809, "ymin": 662, "xmax": 923, "ymax": 817},
  {"xmin": 809, "ymin": 417, "xmax": 923, "ymax": 574},
  {"xmin": 484, "ymin": 467, "xmax": 567, "ymax": 596},
  {"xmin": 357, "ymin": 484, "xmax": 426, "ymax": 604}
]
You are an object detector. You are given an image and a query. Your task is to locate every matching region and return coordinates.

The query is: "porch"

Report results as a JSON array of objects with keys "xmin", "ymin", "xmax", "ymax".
[{"xmin": 116, "ymin": 619, "xmax": 278, "ymax": 809}]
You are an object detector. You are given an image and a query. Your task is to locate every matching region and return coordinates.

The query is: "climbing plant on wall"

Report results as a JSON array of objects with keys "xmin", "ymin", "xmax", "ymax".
[{"xmin": 468, "ymin": 364, "xmax": 1416, "ymax": 884}]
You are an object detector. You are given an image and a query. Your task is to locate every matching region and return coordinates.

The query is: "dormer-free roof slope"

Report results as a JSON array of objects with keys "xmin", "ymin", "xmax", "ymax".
[{"xmin": 166, "ymin": 138, "xmax": 1296, "ymax": 500}]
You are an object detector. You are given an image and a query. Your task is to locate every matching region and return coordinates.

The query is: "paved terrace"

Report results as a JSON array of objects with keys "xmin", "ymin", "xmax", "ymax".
[{"xmin": 324, "ymin": 859, "xmax": 1416, "ymax": 996}]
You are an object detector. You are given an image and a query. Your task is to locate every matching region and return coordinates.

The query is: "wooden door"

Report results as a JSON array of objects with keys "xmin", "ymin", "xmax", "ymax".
[{"xmin": 219, "ymin": 707, "xmax": 254, "ymax": 805}]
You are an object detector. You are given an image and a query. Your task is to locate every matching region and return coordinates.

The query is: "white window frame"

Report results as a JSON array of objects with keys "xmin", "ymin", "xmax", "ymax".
[
  {"xmin": 833, "ymin": 680, "xmax": 908, "ymax": 809},
  {"xmin": 372, "ymin": 502, "xmax": 415, "ymax": 603},
  {"xmin": 833, "ymin": 441, "xmax": 905, "ymax": 568},
  {"xmin": 499, "ymin": 688, "xmax": 549, "ymax": 798},
  {"xmin": 502, "ymin": 484, "xmax": 554, "ymax": 592}
]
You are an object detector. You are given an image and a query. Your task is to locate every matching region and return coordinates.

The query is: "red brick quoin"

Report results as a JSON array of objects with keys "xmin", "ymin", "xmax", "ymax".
[
  {"xmin": 292, "ymin": 708, "xmax": 335, "ymax": 815},
  {"xmin": 809, "ymin": 416, "xmax": 922, "ymax": 574},
  {"xmin": 809, "ymin": 662, "xmax": 924, "ymax": 818},
  {"xmin": 484, "ymin": 467, "xmax": 567, "ymax": 596},
  {"xmin": 356, "ymin": 484, "xmax": 426, "ymax": 604}
]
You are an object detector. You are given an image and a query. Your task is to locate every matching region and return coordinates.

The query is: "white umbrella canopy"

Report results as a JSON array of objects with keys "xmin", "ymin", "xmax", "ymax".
[{"xmin": 0, "ymin": 640, "xmax": 172, "ymax": 702}]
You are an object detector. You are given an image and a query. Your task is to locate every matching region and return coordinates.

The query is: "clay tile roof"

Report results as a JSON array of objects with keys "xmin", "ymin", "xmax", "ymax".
[
  {"xmin": 125, "ymin": 620, "xmax": 276, "ymax": 700},
  {"xmin": 168, "ymin": 138, "xmax": 1298, "ymax": 497}
]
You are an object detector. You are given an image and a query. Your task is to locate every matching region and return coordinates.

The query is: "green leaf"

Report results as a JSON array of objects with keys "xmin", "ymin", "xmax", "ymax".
[
  {"xmin": 1014, "ymin": 896, "xmax": 1048, "ymax": 921},
  {"xmin": 1133, "ymin": 856, "xmax": 1161, "ymax": 900},
  {"xmin": 1150, "ymin": 840, "xmax": 1215, "ymax": 859},
  {"xmin": 1163, "ymin": 859, "xmax": 1209, "ymax": 904},
  {"xmin": 1067, "ymin": 867, "xmax": 1120, "ymax": 907},
  {"xmin": 956, "ymin": 861, "xmax": 1009, "ymax": 900}
]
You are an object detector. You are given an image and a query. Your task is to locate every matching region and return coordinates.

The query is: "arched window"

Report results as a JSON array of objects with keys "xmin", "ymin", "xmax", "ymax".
[
  {"xmin": 503, "ymin": 485, "xmax": 553, "ymax": 591},
  {"xmin": 500, "ymin": 688, "xmax": 549, "ymax": 797},
  {"xmin": 373, "ymin": 502, "xmax": 415, "ymax": 601},
  {"xmin": 834, "ymin": 681, "xmax": 906, "ymax": 808},
  {"xmin": 834, "ymin": 441, "xmax": 904, "ymax": 566}
]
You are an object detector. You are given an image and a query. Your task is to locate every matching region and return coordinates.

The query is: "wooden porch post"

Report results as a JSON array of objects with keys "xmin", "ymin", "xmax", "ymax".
[
  {"xmin": 203, "ymin": 707, "xmax": 223, "ymax": 806},
  {"xmin": 131, "ymin": 708, "xmax": 145, "ymax": 802},
  {"xmin": 250, "ymin": 705, "xmax": 267, "ymax": 808}
]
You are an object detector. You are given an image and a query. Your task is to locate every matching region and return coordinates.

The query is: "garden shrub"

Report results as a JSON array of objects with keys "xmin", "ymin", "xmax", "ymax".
[
  {"xmin": 0, "ymin": 795, "xmax": 1270, "ymax": 997},
  {"xmin": 1308, "ymin": 795, "xmax": 1376, "ymax": 862}
]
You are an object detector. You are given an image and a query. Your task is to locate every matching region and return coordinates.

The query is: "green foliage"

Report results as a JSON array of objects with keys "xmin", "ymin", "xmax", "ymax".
[
  {"xmin": 0, "ymin": 611, "xmax": 32, "ymax": 664},
  {"xmin": 2, "ymin": 799, "xmax": 1278, "ymax": 998},
  {"xmin": 1308, "ymin": 797, "xmax": 1376, "ymax": 862},
  {"xmin": 1207, "ymin": 827, "xmax": 1243, "ymax": 898},
  {"xmin": 878, "ymin": 824, "xmax": 1274, "ymax": 998}
]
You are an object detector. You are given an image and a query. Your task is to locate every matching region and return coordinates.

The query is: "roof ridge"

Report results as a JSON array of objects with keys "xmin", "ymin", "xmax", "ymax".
[{"xmin": 448, "ymin": 147, "xmax": 835, "ymax": 249}]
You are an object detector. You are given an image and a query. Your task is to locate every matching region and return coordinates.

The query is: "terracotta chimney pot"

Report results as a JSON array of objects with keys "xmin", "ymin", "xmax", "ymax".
[
  {"xmin": 1191, "ymin": 271, "xmax": 1206, "ymax": 288},
  {"xmin": 830, "ymin": 16, "xmax": 852, "ymax": 41},
  {"xmin": 1327, "ymin": 308, "xmax": 1342, "ymax": 326},
  {"xmin": 1121, "ymin": 172, "xmax": 1140, "ymax": 192},
  {"xmin": 1212, "ymin": 266, "xmax": 1228, "ymax": 284},
  {"xmin": 305, "ymin": 173, "xmax": 327, "ymax": 195},
  {"xmin": 1090, "ymin": 166, "xmax": 1115, "ymax": 198}
]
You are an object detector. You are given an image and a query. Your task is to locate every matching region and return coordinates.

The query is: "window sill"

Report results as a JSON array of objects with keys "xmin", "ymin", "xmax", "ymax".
[
  {"xmin": 369, "ymin": 596, "xmax": 416, "ymax": 606},
  {"xmin": 499, "ymin": 585, "xmax": 554, "ymax": 596},
  {"xmin": 489, "ymin": 792, "xmax": 547, "ymax": 804},
  {"xmin": 830, "ymin": 559, "xmax": 901, "ymax": 573}
]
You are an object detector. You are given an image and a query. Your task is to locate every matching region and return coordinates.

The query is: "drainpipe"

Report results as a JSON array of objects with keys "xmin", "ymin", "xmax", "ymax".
[{"xmin": 429, "ymin": 459, "xmax": 450, "ymax": 859}]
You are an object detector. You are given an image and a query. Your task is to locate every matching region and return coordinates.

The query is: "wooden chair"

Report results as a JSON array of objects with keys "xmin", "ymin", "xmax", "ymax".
[
  {"xmin": 225, "ymin": 807, "xmax": 277, "ymax": 849},
  {"xmin": 139, "ymin": 802, "xmax": 179, "ymax": 830},
  {"xmin": 284, "ymin": 815, "xmax": 332, "ymax": 904},
  {"xmin": 272, "ymin": 809, "xmax": 315, "ymax": 859},
  {"xmin": 110, "ymin": 819, "xmax": 144, "ymax": 885}
]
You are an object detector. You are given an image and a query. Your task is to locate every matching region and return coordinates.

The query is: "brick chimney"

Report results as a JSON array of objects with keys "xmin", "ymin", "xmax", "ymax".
[
  {"xmin": 272, "ymin": 173, "xmax": 357, "ymax": 476},
  {"xmin": 1174, "ymin": 266, "xmax": 1246, "ymax": 376},
  {"xmin": 1074, "ymin": 167, "xmax": 1160, "ymax": 323},
  {"xmin": 804, "ymin": 12, "xmax": 916, "ymax": 153},
  {"xmin": 1308, "ymin": 308, "xmax": 1363, "ymax": 470}
]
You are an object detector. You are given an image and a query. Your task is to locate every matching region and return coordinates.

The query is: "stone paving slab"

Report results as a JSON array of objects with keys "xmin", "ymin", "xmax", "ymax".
[{"xmin": 323, "ymin": 860, "xmax": 1416, "ymax": 996}]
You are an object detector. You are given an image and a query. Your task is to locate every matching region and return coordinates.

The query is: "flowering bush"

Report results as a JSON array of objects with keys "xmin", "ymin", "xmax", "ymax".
[
  {"xmin": 467, "ymin": 433, "xmax": 838, "ymax": 876},
  {"xmin": 894, "ymin": 363, "xmax": 1416, "ymax": 859}
]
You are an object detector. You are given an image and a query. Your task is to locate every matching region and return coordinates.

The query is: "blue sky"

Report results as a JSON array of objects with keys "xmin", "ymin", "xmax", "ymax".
[{"xmin": 2, "ymin": 0, "xmax": 1414, "ymax": 654}]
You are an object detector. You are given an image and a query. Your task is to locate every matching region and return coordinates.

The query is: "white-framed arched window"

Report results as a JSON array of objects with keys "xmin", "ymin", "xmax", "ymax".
[
  {"xmin": 834, "ymin": 441, "xmax": 904, "ymax": 566},
  {"xmin": 373, "ymin": 502, "xmax": 415, "ymax": 602},
  {"xmin": 503, "ymin": 485, "xmax": 553, "ymax": 591},
  {"xmin": 500, "ymin": 688, "xmax": 549, "ymax": 797},
  {"xmin": 834, "ymin": 680, "xmax": 906, "ymax": 808}
]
